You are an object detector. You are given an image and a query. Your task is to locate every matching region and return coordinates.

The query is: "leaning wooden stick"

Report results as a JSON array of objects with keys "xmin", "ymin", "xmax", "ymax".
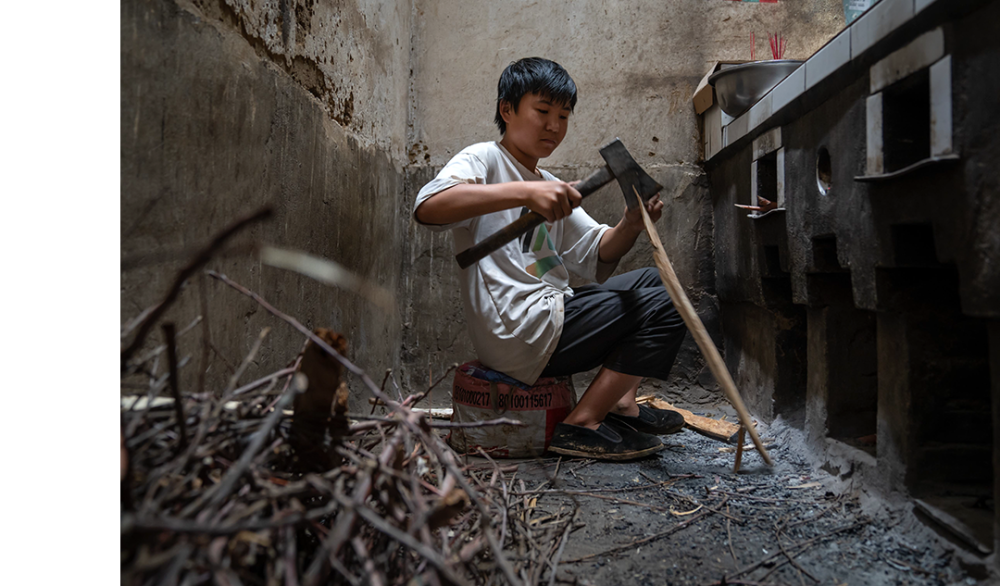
[{"xmin": 636, "ymin": 188, "xmax": 773, "ymax": 465}]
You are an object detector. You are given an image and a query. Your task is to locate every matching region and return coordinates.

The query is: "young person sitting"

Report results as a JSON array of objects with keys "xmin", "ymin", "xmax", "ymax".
[{"xmin": 413, "ymin": 57, "xmax": 688, "ymax": 460}]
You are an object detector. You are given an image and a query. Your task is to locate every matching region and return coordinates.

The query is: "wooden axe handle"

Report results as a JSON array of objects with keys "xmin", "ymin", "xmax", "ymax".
[{"xmin": 455, "ymin": 166, "xmax": 613, "ymax": 269}]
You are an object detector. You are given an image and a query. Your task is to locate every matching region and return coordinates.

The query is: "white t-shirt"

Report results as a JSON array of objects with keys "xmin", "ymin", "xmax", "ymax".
[{"xmin": 414, "ymin": 141, "xmax": 614, "ymax": 385}]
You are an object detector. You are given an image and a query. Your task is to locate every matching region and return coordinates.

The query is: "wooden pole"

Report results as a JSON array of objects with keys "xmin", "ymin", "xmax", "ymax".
[
  {"xmin": 636, "ymin": 189, "xmax": 773, "ymax": 465},
  {"xmin": 733, "ymin": 427, "xmax": 747, "ymax": 473},
  {"xmin": 161, "ymin": 322, "xmax": 188, "ymax": 450}
]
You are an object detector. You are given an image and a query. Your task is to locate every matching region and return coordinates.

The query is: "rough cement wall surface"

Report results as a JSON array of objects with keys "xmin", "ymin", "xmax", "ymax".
[
  {"xmin": 177, "ymin": 0, "xmax": 412, "ymax": 160},
  {"xmin": 722, "ymin": 302, "xmax": 807, "ymax": 423},
  {"xmin": 953, "ymin": 1, "xmax": 1000, "ymax": 316},
  {"xmin": 122, "ymin": 0, "xmax": 410, "ymax": 407},
  {"xmin": 400, "ymin": 166, "xmax": 472, "ymax": 388},
  {"xmin": 409, "ymin": 0, "xmax": 844, "ymax": 168},
  {"xmin": 401, "ymin": 0, "xmax": 845, "ymax": 397}
]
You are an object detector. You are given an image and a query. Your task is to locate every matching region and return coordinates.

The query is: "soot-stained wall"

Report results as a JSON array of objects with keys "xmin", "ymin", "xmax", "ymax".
[
  {"xmin": 706, "ymin": 0, "xmax": 1000, "ymax": 567},
  {"xmin": 121, "ymin": 0, "xmax": 412, "ymax": 405}
]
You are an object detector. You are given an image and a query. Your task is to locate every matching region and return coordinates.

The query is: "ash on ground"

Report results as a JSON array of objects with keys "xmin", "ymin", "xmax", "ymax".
[{"xmin": 477, "ymin": 398, "xmax": 988, "ymax": 586}]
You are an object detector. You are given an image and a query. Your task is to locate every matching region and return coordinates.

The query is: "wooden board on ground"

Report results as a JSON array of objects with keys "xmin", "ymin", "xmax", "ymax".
[{"xmin": 636, "ymin": 396, "xmax": 747, "ymax": 444}]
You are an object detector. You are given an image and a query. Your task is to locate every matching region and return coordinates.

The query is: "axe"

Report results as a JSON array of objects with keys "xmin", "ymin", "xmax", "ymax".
[{"xmin": 454, "ymin": 138, "xmax": 661, "ymax": 269}]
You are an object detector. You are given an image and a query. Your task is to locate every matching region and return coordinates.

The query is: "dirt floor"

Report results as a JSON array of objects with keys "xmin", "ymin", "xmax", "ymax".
[{"xmin": 472, "ymin": 396, "xmax": 991, "ymax": 586}]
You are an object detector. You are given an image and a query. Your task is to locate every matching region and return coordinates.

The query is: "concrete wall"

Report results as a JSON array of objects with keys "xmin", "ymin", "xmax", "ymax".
[
  {"xmin": 402, "ymin": 0, "xmax": 846, "ymax": 398},
  {"xmin": 176, "ymin": 0, "xmax": 412, "ymax": 160},
  {"xmin": 122, "ymin": 0, "xmax": 848, "ymax": 406},
  {"xmin": 705, "ymin": 0, "xmax": 1000, "ymax": 567},
  {"xmin": 121, "ymin": 0, "xmax": 412, "ymax": 405},
  {"xmin": 410, "ymin": 0, "xmax": 844, "ymax": 167}
]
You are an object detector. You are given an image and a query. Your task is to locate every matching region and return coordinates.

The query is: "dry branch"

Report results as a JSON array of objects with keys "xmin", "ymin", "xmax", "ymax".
[
  {"xmin": 123, "ymin": 224, "xmax": 586, "ymax": 586},
  {"xmin": 290, "ymin": 329, "xmax": 348, "ymax": 473},
  {"xmin": 733, "ymin": 521, "xmax": 869, "ymax": 579},
  {"xmin": 636, "ymin": 194, "xmax": 772, "ymax": 464},
  {"xmin": 161, "ymin": 322, "xmax": 187, "ymax": 450},
  {"xmin": 773, "ymin": 528, "xmax": 820, "ymax": 583},
  {"xmin": 734, "ymin": 426, "xmax": 747, "ymax": 473},
  {"xmin": 563, "ymin": 496, "xmax": 728, "ymax": 564}
]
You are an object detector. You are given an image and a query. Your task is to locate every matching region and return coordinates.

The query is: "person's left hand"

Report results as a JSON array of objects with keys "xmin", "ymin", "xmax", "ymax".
[{"xmin": 624, "ymin": 193, "xmax": 663, "ymax": 231}]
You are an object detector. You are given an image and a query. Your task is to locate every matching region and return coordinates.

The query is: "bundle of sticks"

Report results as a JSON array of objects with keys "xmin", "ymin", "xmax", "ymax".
[
  {"xmin": 769, "ymin": 33, "xmax": 787, "ymax": 60},
  {"xmin": 121, "ymin": 209, "xmax": 579, "ymax": 585}
]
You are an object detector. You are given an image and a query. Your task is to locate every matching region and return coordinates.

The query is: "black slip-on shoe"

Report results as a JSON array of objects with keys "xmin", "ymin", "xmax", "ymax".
[
  {"xmin": 547, "ymin": 420, "xmax": 663, "ymax": 461},
  {"xmin": 604, "ymin": 404, "xmax": 686, "ymax": 435}
]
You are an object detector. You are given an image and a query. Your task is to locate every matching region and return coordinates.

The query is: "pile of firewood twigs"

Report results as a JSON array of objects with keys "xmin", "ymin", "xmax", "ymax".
[{"xmin": 121, "ymin": 209, "xmax": 579, "ymax": 585}]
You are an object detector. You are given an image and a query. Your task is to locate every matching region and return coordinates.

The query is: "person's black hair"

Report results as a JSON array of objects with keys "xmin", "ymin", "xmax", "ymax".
[{"xmin": 494, "ymin": 57, "xmax": 577, "ymax": 135}]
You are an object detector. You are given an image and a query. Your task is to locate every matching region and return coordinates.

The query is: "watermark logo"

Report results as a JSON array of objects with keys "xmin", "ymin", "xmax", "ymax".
[{"xmin": 21, "ymin": 20, "xmax": 87, "ymax": 87}]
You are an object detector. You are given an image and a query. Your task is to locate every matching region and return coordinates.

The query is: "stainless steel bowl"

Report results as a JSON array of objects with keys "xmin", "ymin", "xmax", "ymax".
[{"xmin": 708, "ymin": 60, "xmax": 803, "ymax": 117}]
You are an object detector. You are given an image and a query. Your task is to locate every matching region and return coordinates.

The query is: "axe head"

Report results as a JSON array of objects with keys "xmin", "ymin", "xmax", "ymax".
[{"xmin": 599, "ymin": 139, "xmax": 662, "ymax": 210}]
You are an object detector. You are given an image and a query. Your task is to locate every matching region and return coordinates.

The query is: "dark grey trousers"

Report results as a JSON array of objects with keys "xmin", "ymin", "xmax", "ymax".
[{"xmin": 539, "ymin": 268, "xmax": 687, "ymax": 381}]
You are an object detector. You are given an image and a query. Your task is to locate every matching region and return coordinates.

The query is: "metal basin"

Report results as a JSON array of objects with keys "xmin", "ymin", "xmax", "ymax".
[{"xmin": 708, "ymin": 60, "xmax": 803, "ymax": 117}]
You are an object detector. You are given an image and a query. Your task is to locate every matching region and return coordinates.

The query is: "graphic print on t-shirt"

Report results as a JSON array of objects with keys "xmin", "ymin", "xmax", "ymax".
[{"xmin": 518, "ymin": 207, "xmax": 565, "ymax": 279}]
